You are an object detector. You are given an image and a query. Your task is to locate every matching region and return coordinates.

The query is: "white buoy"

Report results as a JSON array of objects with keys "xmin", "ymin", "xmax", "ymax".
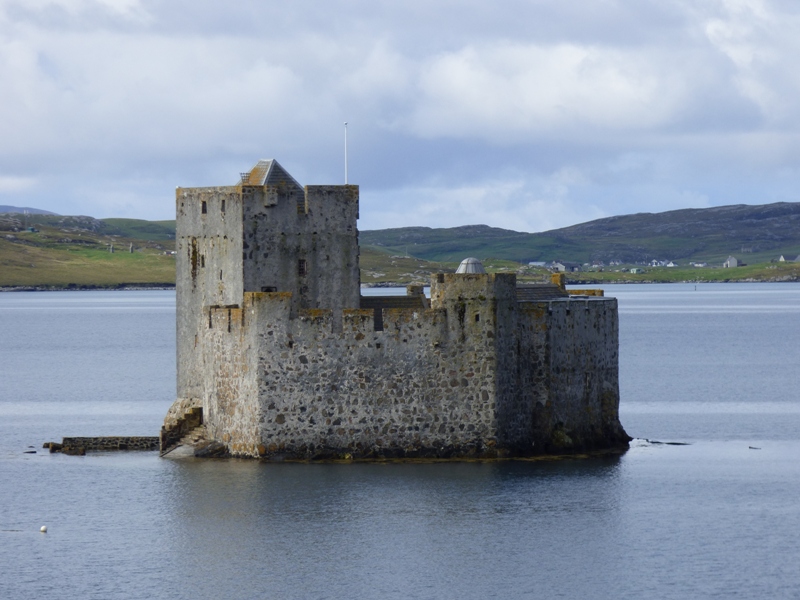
[{"xmin": 40, "ymin": 526, "xmax": 47, "ymax": 533}]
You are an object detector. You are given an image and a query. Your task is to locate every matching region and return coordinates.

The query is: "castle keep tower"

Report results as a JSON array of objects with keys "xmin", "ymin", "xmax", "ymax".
[
  {"xmin": 174, "ymin": 160, "xmax": 359, "ymax": 405},
  {"xmin": 162, "ymin": 160, "xmax": 629, "ymax": 458}
]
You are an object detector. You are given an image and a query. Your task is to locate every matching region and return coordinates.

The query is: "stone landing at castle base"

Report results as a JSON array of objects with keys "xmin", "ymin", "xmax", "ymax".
[{"xmin": 44, "ymin": 436, "xmax": 160, "ymax": 455}]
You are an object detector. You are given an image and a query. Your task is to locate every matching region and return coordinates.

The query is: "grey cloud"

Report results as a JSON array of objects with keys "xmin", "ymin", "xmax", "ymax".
[{"xmin": 1, "ymin": 0, "xmax": 799, "ymax": 231}]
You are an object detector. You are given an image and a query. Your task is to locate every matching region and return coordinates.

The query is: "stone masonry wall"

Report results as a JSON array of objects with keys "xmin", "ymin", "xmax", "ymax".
[
  {"xmin": 198, "ymin": 280, "xmax": 627, "ymax": 459},
  {"xmin": 216, "ymin": 290, "xmax": 502, "ymax": 458},
  {"xmin": 242, "ymin": 184, "xmax": 360, "ymax": 318},
  {"xmin": 201, "ymin": 301, "xmax": 262, "ymax": 455},
  {"xmin": 522, "ymin": 297, "xmax": 628, "ymax": 452},
  {"xmin": 430, "ymin": 273, "xmax": 524, "ymax": 448},
  {"xmin": 175, "ymin": 186, "xmax": 244, "ymax": 403}
]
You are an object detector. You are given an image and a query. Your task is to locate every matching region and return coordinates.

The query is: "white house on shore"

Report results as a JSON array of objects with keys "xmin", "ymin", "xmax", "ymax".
[
  {"xmin": 551, "ymin": 261, "xmax": 582, "ymax": 273},
  {"xmin": 723, "ymin": 256, "xmax": 739, "ymax": 268}
]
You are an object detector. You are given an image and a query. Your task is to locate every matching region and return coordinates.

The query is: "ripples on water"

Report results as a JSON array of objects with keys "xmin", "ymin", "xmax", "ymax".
[{"xmin": 1, "ymin": 286, "xmax": 799, "ymax": 599}]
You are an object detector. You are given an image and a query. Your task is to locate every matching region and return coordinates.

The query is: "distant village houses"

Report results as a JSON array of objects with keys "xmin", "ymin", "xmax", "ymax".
[
  {"xmin": 778, "ymin": 254, "xmax": 799, "ymax": 262},
  {"xmin": 647, "ymin": 259, "xmax": 681, "ymax": 268},
  {"xmin": 649, "ymin": 259, "xmax": 669, "ymax": 267}
]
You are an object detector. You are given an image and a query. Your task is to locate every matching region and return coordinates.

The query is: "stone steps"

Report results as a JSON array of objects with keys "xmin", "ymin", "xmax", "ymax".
[
  {"xmin": 178, "ymin": 425, "xmax": 208, "ymax": 447},
  {"xmin": 159, "ymin": 406, "xmax": 203, "ymax": 456},
  {"xmin": 162, "ymin": 424, "xmax": 228, "ymax": 459}
]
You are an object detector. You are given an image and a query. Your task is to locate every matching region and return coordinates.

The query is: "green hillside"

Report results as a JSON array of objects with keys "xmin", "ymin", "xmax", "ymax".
[
  {"xmin": 2, "ymin": 201, "xmax": 800, "ymax": 288},
  {"xmin": 360, "ymin": 202, "xmax": 800, "ymax": 265}
]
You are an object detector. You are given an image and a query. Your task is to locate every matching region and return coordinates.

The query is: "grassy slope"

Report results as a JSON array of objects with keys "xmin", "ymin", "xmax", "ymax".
[
  {"xmin": 0, "ymin": 242, "xmax": 175, "ymax": 286},
  {"xmin": 359, "ymin": 225, "xmax": 569, "ymax": 263},
  {"xmin": 0, "ymin": 216, "xmax": 175, "ymax": 287},
  {"xmin": 358, "ymin": 246, "xmax": 454, "ymax": 284},
  {"xmin": 101, "ymin": 218, "xmax": 177, "ymax": 241}
]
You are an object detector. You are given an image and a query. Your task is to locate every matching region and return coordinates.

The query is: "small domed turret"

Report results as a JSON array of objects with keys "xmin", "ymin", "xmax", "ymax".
[{"xmin": 456, "ymin": 257, "xmax": 486, "ymax": 274}]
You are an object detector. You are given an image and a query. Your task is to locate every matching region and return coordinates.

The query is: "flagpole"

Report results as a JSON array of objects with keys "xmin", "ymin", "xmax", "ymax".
[{"xmin": 344, "ymin": 122, "xmax": 348, "ymax": 184}]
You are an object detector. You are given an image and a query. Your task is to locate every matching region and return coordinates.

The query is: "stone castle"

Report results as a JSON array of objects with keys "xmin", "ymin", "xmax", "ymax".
[{"xmin": 160, "ymin": 159, "xmax": 630, "ymax": 459}]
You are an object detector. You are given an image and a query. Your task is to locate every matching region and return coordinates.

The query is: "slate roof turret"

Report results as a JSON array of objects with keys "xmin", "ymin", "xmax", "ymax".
[{"xmin": 239, "ymin": 159, "xmax": 302, "ymax": 191}]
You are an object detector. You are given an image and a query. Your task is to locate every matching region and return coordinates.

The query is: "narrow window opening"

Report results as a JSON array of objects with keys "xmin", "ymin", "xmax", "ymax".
[
  {"xmin": 201, "ymin": 201, "xmax": 207, "ymax": 214},
  {"xmin": 219, "ymin": 270, "xmax": 223, "ymax": 280},
  {"xmin": 373, "ymin": 308, "xmax": 384, "ymax": 332},
  {"xmin": 200, "ymin": 255, "xmax": 205, "ymax": 268},
  {"xmin": 208, "ymin": 311, "xmax": 212, "ymax": 329},
  {"xmin": 227, "ymin": 309, "xmax": 232, "ymax": 333},
  {"xmin": 261, "ymin": 286, "xmax": 277, "ymax": 292},
  {"xmin": 221, "ymin": 199, "xmax": 226, "ymax": 213},
  {"xmin": 475, "ymin": 314, "xmax": 480, "ymax": 322},
  {"xmin": 298, "ymin": 259, "xmax": 307, "ymax": 277}
]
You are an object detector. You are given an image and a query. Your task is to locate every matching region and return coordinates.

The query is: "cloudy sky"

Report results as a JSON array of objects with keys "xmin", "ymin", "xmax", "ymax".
[{"xmin": 1, "ymin": 0, "xmax": 799, "ymax": 232}]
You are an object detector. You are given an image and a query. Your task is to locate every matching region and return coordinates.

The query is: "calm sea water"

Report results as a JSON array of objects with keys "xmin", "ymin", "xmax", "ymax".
[{"xmin": 1, "ymin": 285, "xmax": 799, "ymax": 599}]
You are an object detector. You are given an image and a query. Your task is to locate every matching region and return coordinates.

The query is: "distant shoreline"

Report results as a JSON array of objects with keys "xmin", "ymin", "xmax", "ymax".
[
  {"xmin": 3, "ymin": 275, "xmax": 799, "ymax": 292},
  {"xmin": 0, "ymin": 283, "xmax": 175, "ymax": 292},
  {"xmin": 362, "ymin": 277, "xmax": 800, "ymax": 288},
  {"xmin": 565, "ymin": 276, "xmax": 800, "ymax": 285}
]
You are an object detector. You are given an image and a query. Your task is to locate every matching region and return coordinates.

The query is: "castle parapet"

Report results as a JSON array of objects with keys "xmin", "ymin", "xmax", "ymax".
[{"xmin": 430, "ymin": 272, "xmax": 517, "ymax": 307}]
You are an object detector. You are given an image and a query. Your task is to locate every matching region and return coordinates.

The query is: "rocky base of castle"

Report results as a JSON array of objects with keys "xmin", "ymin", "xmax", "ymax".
[{"xmin": 187, "ymin": 426, "xmax": 632, "ymax": 462}]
